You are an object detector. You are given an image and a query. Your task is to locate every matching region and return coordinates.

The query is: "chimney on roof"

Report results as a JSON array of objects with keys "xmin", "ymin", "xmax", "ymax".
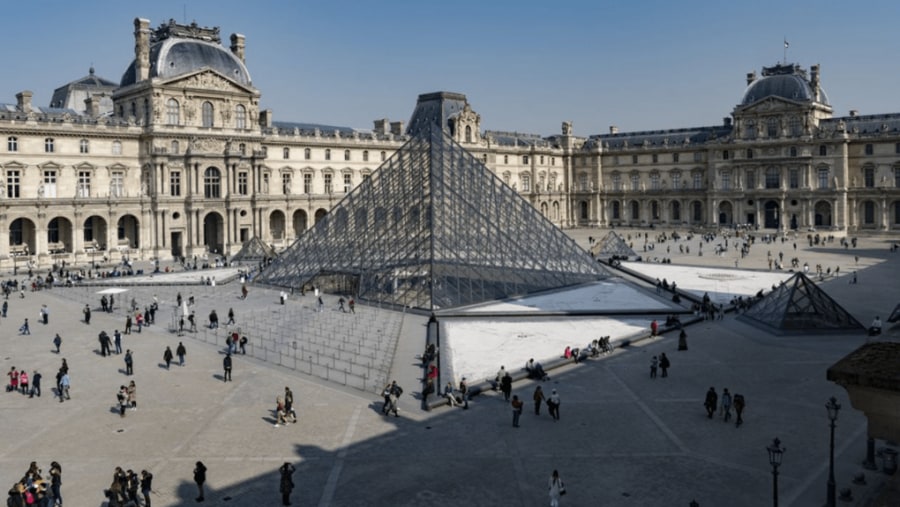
[
  {"xmin": 16, "ymin": 91, "xmax": 33, "ymax": 113},
  {"xmin": 134, "ymin": 18, "xmax": 151, "ymax": 83},
  {"xmin": 849, "ymin": 110, "xmax": 858, "ymax": 117},
  {"xmin": 230, "ymin": 33, "xmax": 246, "ymax": 64},
  {"xmin": 259, "ymin": 109, "xmax": 272, "ymax": 128},
  {"xmin": 723, "ymin": 117, "xmax": 732, "ymax": 127},
  {"xmin": 609, "ymin": 125, "xmax": 618, "ymax": 134},
  {"xmin": 746, "ymin": 71, "xmax": 756, "ymax": 86},
  {"xmin": 373, "ymin": 119, "xmax": 389, "ymax": 135},
  {"xmin": 390, "ymin": 121, "xmax": 404, "ymax": 136},
  {"xmin": 85, "ymin": 95, "xmax": 100, "ymax": 117}
]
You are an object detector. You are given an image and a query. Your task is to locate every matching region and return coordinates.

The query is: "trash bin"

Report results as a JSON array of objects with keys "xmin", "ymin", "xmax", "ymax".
[{"xmin": 882, "ymin": 449, "xmax": 898, "ymax": 475}]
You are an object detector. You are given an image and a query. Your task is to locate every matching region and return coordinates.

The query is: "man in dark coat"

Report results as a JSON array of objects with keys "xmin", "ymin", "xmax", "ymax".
[{"xmin": 704, "ymin": 387, "xmax": 718, "ymax": 419}]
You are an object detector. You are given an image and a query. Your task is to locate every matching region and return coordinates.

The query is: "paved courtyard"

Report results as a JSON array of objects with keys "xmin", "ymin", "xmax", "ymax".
[{"xmin": 1, "ymin": 228, "xmax": 898, "ymax": 506}]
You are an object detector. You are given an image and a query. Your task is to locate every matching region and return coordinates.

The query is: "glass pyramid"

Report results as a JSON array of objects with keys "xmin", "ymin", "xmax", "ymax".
[
  {"xmin": 231, "ymin": 237, "xmax": 277, "ymax": 263},
  {"xmin": 740, "ymin": 272, "xmax": 864, "ymax": 334},
  {"xmin": 254, "ymin": 125, "xmax": 607, "ymax": 311},
  {"xmin": 591, "ymin": 231, "xmax": 637, "ymax": 258}
]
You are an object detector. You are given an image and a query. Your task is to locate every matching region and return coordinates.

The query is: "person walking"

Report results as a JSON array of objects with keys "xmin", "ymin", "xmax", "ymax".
[
  {"xmin": 58, "ymin": 372, "xmax": 70, "ymax": 402},
  {"xmin": 124, "ymin": 350, "xmax": 134, "ymax": 376},
  {"xmin": 511, "ymin": 395, "xmax": 523, "ymax": 427},
  {"xmin": 279, "ymin": 462, "xmax": 295, "ymax": 506},
  {"xmin": 548, "ymin": 469, "xmax": 565, "ymax": 507},
  {"xmin": 500, "ymin": 372, "xmax": 513, "ymax": 402},
  {"xmin": 547, "ymin": 389, "xmax": 561, "ymax": 421},
  {"xmin": 650, "ymin": 356, "xmax": 658, "ymax": 379},
  {"xmin": 193, "ymin": 461, "xmax": 207, "ymax": 502},
  {"xmin": 41, "ymin": 304, "xmax": 49, "ymax": 325},
  {"xmin": 127, "ymin": 380, "xmax": 137, "ymax": 411},
  {"xmin": 20, "ymin": 318, "xmax": 30, "ymax": 335},
  {"xmin": 177, "ymin": 342, "xmax": 187, "ymax": 366},
  {"xmin": 659, "ymin": 353, "xmax": 670, "ymax": 378},
  {"xmin": 223, "ymin": 354, "xmax": 232, "ymax": 382},
  {"xmin": 720, "ymin": 388, "xmax": 732, "ymax": 422},
  {"xmin": 114, "ymin": 330, "xmax": 122, "ymax": 355},
  {"xmin": 704, "ymin": 387, "xmax": 718, "ymax": 419},
  {"xmin": 733, "ymin": 393, "xmax": 746, "ymax": 427},
  {"xmin": 163, "ymin": 346, "xmax": 174, "ymax": 369},
  {"xmin": 53, "ymin": 334, "xmax": 62, "ymax": 354},
  {"xmin": 83, "ymin": 304, "xmax": 91, "ymax": 324},
  {"xmin": 533, "ymin": 385, "xmax": 546, "ymax": 415},
  {"xmin": 226, "ymin": 308, "xmax": 235, "ymax": 326},
  {"xmin": 49, "ymin": 461, "xmax": 62, "ymax": 506}
]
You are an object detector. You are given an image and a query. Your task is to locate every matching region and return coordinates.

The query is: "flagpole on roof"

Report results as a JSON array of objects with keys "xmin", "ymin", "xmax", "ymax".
[{"xmin": 783, "ymin": 38, "xmax": 789, "ymax": 64}]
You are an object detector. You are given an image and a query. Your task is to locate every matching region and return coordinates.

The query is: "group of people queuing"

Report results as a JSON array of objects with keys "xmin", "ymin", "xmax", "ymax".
[{"xmin": 6, "ymin": 461, "xmax": 62, "ymax": 507}]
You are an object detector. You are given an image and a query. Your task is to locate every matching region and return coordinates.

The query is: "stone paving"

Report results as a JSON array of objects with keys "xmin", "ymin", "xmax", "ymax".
[{"xmin": 0, "ymin": 229, "xmax": 898, "ymax": 506}]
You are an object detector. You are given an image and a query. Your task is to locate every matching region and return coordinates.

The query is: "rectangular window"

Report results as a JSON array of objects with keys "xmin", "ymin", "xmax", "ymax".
[
  {"xmin": 324, "ymin": 174, "xmax": 333, "ymax": 194},
  {"xmin": 237, "ymin": 172, "xmax": 248, "ymax": 195},
  {"xmin": 745, "ymin": 170, "xmax": 755, "ymax": 190},
  {"xmin": 693, "ymin": 152, "xmax": 702, "ymax": 163},
  {"xmin": 45, "ymin": 138, "xmax": 54, "ymax": 153},
  {"xmin": 650, "ymin": 173, "xmax": 661, "ymax": 190},
  {"xmin": 671, "ymin": 173, "xmax": 681, "ymax": 189},
  {"xmin": 652, "ymin": 154, "xmax": 658, "ymax": 163},
  {"xmin": 80, "ymin": 139, "xmax": 89, "ymax": 154},
  {"xmin": 720, "ymin": 172, "xmax": 730, "ymax": 191},
  {"xmin": 303, "ymin": 173, "xmax": 312, "ymax": 194},
  {"xmin": 521, "ymin": 176, "xmax": 531, "ymax": 192},
  {"xmin": 864, "ymin": 201, "xmax": 875, "ymax": 224},
  {"xmin": 523, "ymin": 155, "xmax": 529, "ymax": 164},
  {"xmin": 789, "ymin": 169, "xmax": 799, "ymax": 189},
  {"xmin": 864, "ymin": 167, "xmax": 875, "ymax": 187},
  {"xmin": 363, "ymin": 150, "xmax": 369, "ymax": 162},
  {"xmin": 818, "ymin": 169, "xmax": 829, "ymax": 189},
  {"xmin": 632, "ymin": 155, "xmax": 638, "ymax": 164},
  {"xmin": 631, "ymin": 174, "xmax": 639, "ymax": 191},
  {"xmin": 895, "ymin": 167, "xmax": 900, "ymax": 188},
  {"xmin": 612, "ymin": 174, "xmax": 622, "ymax": 191},
  {"xmin": 895, "ymin": 143, "xmax": 900, "ymax": 155},
  {"xmin": 765, "ymin": 169, "xmax": 780, "ymax": 189},
  {"xmin": 325, "ymin": 149, "xmax": 331, "ymax": 161},
  {"xmin": 7, "ymin": 136, "xmax": 17, "ymax": 152},
  {"xmin": 111, "ymin": 171, "xmax": 124, "ymax": 197},
  {"xmin": 673, "ymin": 153, "xmax": 679, "ymax": 163},
  {"xmin": 43, "ymin": 170, "xmax": 58, "ymax": 198},
  {"xmin": 693, "ymin": 173, "xmax": 703, "ymax": 190},
  {"xmin": 166, "ymin": 171, "xmax": 180, "ymax": 198},
  {"xmin": 540, "ymin": 155, "xmax": 544, "ymax": 165},
  {"xmin": 579, "ymin": 174, "xmax": 588, "ymax": 192},
  {"xmin": 7, "ymin": 170, "xmax": 20, "ymax": 198},
  {"xmin": 77, "ymin": 171, "xmax": 91, "ymax": 198},
  {"xmin": 865, "ymin": 144, "xmax": 874, "ymax": 155},
  {"xmin": 343, "ymin": 173, "xmax": 352, "ymax": 193},
  {"xmin": 551, "ymin": 157, "xmax": 555, "ymax": 166},
  {"xmin": 282, "ymin": 173, "xmax": 291, "ymax": 194}
]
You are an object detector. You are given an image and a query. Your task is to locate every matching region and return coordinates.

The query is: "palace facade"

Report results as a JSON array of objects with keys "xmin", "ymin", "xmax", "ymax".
[{"xmin": 1, "ymin": 18, "xmax": 899, "ymax": 270}]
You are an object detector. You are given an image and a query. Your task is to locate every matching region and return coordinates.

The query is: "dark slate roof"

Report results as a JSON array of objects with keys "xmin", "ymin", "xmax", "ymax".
[
  {"xmin": 821, "ymin": 113, "xmax": 900, "ymax": 135},
  {"xmin": 50, "ymin": 67, "xmax": 118, "ymax": 112},
  {"xmin": 406, "ymin": 91, "xmax": 468, "ymax": 136},
  {"xmin": 486, "ymin": 130, "xmax": 553, "ymax": 148},
  {"xmin": 121, "ymin": 38, "xmax": 251, "ymax": 87},
  {"xmin": 269, "ymin": 121, "xmax": 360, "ymax": 136},
  {"xmin": 740, "ymin": 63, "xmax": 830, "ymax": 106},
  {"xmin": 592, "ymin": 125, "xmax": 732, "ymax": 150}
]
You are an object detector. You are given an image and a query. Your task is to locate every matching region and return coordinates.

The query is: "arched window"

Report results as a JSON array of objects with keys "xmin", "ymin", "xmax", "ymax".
[
  {"xmin": 672, "ymin": 201, "xmax": 681, "ymax": 221},
  {"xmin": 204, "ymin": 167, "xmax": 221, "ymax": 198},
  {"xmin": 611, "ymin": 201, "xmax": 621, "ymax": 220},
  {"xmin": 380, "ymin": 151, "xmax": 386, "ymax": 161},
  {"xmin": 166, "ymin": 99, "xmax": 180, "ymax": 125},
  {"xmin": 235, "ymin": 104, "xmax": 246, "ymax": 129},
  {"xmin": 202, "ymin": 101, "xmax": 214, "ymax": 127},
  {"xmin": 362, "ymin": 150, "xmax": 369, "ymax": 162},
  {"xmin": 465, "ymin": 125, "xmax": 472, "ymax": 143},
  {"xmin": 130, "ymin": 101, "xmax": 137, "ymax": 118}
]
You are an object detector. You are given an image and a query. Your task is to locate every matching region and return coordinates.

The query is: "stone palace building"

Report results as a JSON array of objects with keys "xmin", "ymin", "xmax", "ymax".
[{"xmin": 1, "ymin": 18, "xmax": 898, "ymax": 269}]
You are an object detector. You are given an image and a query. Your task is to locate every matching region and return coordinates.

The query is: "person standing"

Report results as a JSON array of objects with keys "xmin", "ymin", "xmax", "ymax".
[
  {"xmin": 279, "ymin": 462, "xmax": 295, "ymax": 506},
  {"xmin": 29, "ymin": 371, "xmax": 41, "ymax": 398},
  {"xmin": 2, "ymin": 300, "xmax": 7, "ymax": 317},
  {"xmin": 459, "ymin": 377, "xmax": 469, "ymax": 409},
  {"xmin": 193, "ymin": 461, "xmax": 207, "ymax": 502},
  {"xmin": 533, "ymin": 385, "xmax": 546, "ymax": 415},
  {"xmin": 114, "ymin": 330, "xmax": 122, "ymax": 355},
  {"xmin": 284, "ymin": 387, "xmax": 296, "ymax": 422},
  {"xmin": 659, "ymin": 353, "xmax": 670, "ymax": 378},
  {"xmin": 140, "ymin": 470, "xmax": 153, "ymax": 507},
  {"xmin": 99, "ymin": 331, "xmax": 112, "ymax": 357},
  {"xmin": 117, "ymin": 386, "xmax": 128, "ymax": 417},
  {"xmin": 500, "ymin": 372, "xmax": 513, "ymax": 402},
  {"xmin": 83, "ymin": 304, "xmax": 91, "ymax": 324},
  {"xmin": 650, "ymin": 356, "xmax": 658, "ymax": 379},
  {"xmin": 163, "ymin": 347, "xmax": 174, "ymax": 370},
  {"xmin": 41, "ymin": 304, "xmax": 49, "ymax": 325},
  {"xmin": 58, "ymin": 372, "xmax": 70, "ymax": 402},
  {"xmin": 227, "ymin": 308, "xmax": 235, "ymax": 326},
  {"xmin": 704, "ymin": 387, "xmax": 718, "ymax": 419},
  {"xmin": 511, "ymin": 395, "xmax": 523, "ymax": 428},
  {"xmin": 125, "ymin": 315, "xmax": 132, "ymax": 335},
  {"xmin": 176, "ymin": 342, "xmax": 187, "ymax": 366},
  {"xmin": 128, "ymin": 380, "xmax": 137, "ymax": 411},
  {"xmin": 124, "ymin": 350, "xmax": 134, "ymax": 376},
  {"xmin": 720, "ymin": 388, "xmax": 732, "ymax": 422},
  {"xmin": 548, "ymin": 470, "xmax": 565, "ymax": 507},
  {"xmin": 223, "ymin": 354, "xmax": 232, "ymax": 382},
  {"xmin": 49, "ymin": 461, "xmax": 62, "ymax": 506},
  {"xmin": 548, "ymin": 389, "xmax": 561, "ymax": 421},
  {"xmin": 53, "ymin": 334, "xmax": 62, "ymax": 354},
  {"xmin": 733, "ymin": 393, "xmax": 746, "ymax": 427}
]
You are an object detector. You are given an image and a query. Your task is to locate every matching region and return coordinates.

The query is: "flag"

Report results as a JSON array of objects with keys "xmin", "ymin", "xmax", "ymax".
[{"xmin": 784, "ymin": 39, "xmax": 789, "ymax": 49}]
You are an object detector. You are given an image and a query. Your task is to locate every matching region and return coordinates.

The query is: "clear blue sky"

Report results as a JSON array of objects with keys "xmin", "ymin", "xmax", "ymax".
[{"xmin": 3, "ymin": 0, "xmax": 899, "ymax": 136}]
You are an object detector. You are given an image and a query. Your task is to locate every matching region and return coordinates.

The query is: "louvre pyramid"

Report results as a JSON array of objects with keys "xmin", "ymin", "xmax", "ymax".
[
  {"xmin": 231, "ymin": 237, "xmax": 277, "ymax": 263},
  {"xmin": 591, "ymin": 231, "xmax": 637, "ymax": 258},
  {"xmin": 254, "ymin": 125, "xmax": 607, "ymax": 311},
  {"xmin": 739, "ymin": 272, "xmax": 864, "ymax": 334}
]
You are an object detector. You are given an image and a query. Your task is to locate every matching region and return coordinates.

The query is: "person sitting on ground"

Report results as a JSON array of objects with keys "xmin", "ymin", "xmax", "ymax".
[
  {"xmin": 421, "ymin": 343, "xmax": 436, "ymax": 366},
  {"xmin": 525, "ymin": 359, "xmax": 548, "ymax": 381},
  {"xmin": 870, "ymin": 316, "xmax": 883, "ymax": 336}
]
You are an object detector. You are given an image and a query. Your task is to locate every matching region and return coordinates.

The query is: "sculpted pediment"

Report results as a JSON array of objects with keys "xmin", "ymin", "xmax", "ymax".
[
  {"xmin": 739, "ymin": 96, "xmax": 806, "ymax": 114},
  {"xmin": 163, "ymin": 69, "xmax": 254, "ymax": 94}
]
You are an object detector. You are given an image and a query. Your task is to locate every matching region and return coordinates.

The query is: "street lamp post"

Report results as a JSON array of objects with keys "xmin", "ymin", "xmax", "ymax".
[
  {"xmin": 768, "ymin": 437, "xmax": 785, "ymax": 507},
  {"xmin": 825, "ymin": 397, "xmax": 841, "ymax": 507}
]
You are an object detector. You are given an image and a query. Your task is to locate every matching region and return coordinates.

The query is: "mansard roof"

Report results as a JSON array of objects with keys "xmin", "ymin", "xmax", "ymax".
[
  {"xmin": 593, "ymin": 125, "xmax": 732, "ymax": 150},
  {"xmin": 820, "ymin": 113, "xmax": 900, "ymax": 136},
  {"xmin": 50, "ymin": 67, "xmax": 117, "ymax": 114}
]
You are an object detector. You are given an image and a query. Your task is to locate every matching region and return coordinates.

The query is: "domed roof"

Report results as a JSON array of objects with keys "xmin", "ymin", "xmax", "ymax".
[
  {"xmin": 120, "ymin": 37, "xmax": 251, "ymax": 88},
  {"xmin": 740, "ymin": 63, "xmax": 829, "ymax": 107}
]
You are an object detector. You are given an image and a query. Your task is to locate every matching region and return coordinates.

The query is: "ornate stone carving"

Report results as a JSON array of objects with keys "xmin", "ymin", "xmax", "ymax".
[
  {"xmin": 190, "ymin": 137, "xmax": 225, "ymax": 153},
  {"xmin": 181, "ymin": 72, "xmax": 237, "ymax": 91},
  {"xmin": 562, "ymin": 121, "xmax": 572, "ymax": 136}
]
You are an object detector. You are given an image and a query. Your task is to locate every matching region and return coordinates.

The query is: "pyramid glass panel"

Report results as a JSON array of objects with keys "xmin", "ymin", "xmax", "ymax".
[
  {"xmin": 254, "ymin": 125, "xmax": 607, "ymax": 310},
  {"xmin": 231, "ymin": 236, "xmax": 277, "ymax": 263},
  {"xmin": 591, "ymin": 231, "xmax": 637, "ymax": 258},
  {"xmin": 740, "ymin": 272, "xmax": 864, "ymax": 334}
]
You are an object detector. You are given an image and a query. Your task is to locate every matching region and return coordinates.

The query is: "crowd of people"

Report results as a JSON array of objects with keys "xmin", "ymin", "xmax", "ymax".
[{"xmin": 6, "ymin": 461, "xmax": 62, "ymax": 507}]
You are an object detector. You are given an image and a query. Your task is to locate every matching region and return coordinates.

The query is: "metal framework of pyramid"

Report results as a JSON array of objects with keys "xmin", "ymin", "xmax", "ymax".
[
  {"xmin": 888, "ymin": 303, "xmax": 900, "ymax": 323},
  {"xmin": 254, "ymin": 125, "xmax": 607, "ymax": 311},
  {"xmin": 231, "ymin": 237, "xmax": 277, "ymax": 263},
  {"xmin": 739, "ymin": 272, "xmax": 864, "ymax": 335},
  {"xmin": 591, "ymin": 231, "xmax": 637, "ymax": 258}
]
